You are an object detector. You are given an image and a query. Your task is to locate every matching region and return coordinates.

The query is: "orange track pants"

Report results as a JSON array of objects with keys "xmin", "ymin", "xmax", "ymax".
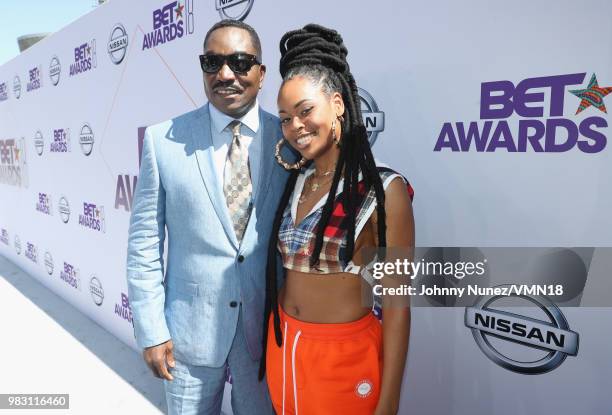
[{"xmin": 266, "ymin": 306, "xmax": 382, "ymax": 415}]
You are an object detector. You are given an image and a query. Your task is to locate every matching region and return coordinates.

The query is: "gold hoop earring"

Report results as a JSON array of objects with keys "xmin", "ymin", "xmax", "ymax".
[
  {"xmin": 275, "ymin": 139, "xmax": 307, "ymax": 170},
  {"xmin": 332, "ymin": 118, "xmax": 341, "ymax": 147}
]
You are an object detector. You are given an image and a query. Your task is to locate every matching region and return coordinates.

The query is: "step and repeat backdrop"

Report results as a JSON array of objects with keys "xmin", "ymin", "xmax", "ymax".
[{"xmin": 0, "ymin": 0, "xmax": 610, "ymax": 413}]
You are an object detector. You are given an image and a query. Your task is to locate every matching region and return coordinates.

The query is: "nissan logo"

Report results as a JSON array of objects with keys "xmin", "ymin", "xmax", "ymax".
[{"xmin": 465, "ymin": 285, "xmax": 579, "ymax": 374}]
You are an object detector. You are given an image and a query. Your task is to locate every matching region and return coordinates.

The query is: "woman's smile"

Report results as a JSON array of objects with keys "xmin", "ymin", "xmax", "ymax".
[{"xmin": 295, "ymin": 131, "xmax": 317, "ymax": 149}]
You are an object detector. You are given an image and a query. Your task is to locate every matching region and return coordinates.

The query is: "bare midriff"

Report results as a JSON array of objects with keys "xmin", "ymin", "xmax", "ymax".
[{"xmin": 279, "ymin": 218, "xmax": 376, "ymax": 324}]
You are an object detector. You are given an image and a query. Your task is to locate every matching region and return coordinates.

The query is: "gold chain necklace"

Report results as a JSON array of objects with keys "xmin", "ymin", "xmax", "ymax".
[{"xmin": 298, "ymin": 166, "xmax": 336, "ymax": 204}]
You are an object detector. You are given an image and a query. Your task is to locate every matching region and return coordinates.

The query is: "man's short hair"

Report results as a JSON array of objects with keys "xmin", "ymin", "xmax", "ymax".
[{"xmin": 204, "ymin": 20, "xmax": 262, "ymax": 61}]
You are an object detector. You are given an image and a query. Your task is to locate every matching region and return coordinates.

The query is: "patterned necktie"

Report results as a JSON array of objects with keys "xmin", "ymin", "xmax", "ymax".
[{"xmin": 224, "ymin": 120, "xmax": 252, "ymax": 243}]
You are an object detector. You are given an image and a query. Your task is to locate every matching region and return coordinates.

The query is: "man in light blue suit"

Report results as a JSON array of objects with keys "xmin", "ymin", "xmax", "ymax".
[{"xmin": 127, "ymin": 20, "xmax": 290, "ymax": 414}]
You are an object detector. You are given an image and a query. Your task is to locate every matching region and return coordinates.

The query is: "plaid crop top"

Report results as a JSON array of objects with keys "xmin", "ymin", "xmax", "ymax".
[{"xmin": 277, "ymin": 163, "xmax": 414, "ymax": 274}]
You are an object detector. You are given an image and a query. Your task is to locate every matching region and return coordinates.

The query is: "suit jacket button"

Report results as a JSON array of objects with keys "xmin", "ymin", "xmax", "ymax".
[
  {"xmin": 230, "ymin": 301, "xmax": 238, "ymax": 308},
  {"xmin": 237, "ymin": 255, "xmax": 245, "ymax": 263}
]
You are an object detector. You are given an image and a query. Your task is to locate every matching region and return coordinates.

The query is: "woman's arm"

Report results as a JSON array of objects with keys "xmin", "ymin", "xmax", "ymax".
[{"xmin": 374, "ymin": 177, "xmax": 415, "ymax": 415}]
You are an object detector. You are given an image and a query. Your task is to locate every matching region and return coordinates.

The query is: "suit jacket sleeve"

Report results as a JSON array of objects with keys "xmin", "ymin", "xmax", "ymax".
[{"xmin": 126, "ymin": 127, "xmax": 171, "ymax": 349}]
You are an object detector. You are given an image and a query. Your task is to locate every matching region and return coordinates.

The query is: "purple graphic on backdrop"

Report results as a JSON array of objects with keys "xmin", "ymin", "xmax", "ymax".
[
  {"xmin": 137, "ymin": 127, "xmax": 145, "ymax": 168},
  {"xmin": 142, "ymin": 1, "xmax": 193, "ymax": 50},
  {"xmin": 434, "ymin": 73, "xmax": 609, "ymax": 153},
  {"xmin": 50, "ymin": 129, "xmax": 71, "ymax": 153},
  {"xmin": 79, "ymin": 202, "xmax": 105, "ymax": 232},
  {"xmin": 0, "ymin": 82, "xmax": 8, "ymax": 101},
  {"xmin": 36, "ymin": 192, "xmax": 52, "ymax": 215},
  {"xmin": 0, "ymin": 229, "xmax": 8, "ymax": 245},
  {"xmin": 60, "ymin": 261, "xmax": 80, "ymax": 290},
  {"xmin": 115, "ymin": 127, "xmax": 144, "ymax": 212},
  {"xmin": 26, "ymin": 66, "xmax": 42, "ymax": 92},
  {"xmin": 115, "ymin": 174, "xmax": 138, "ymax": 212},
  {"xmin": 0, "ymin": 138, "xmax": 28, "ymax": 187},
  {"xmin": 25, "ymin": 242, "xmax": 38, "ymax": 264},
  {"xmin": 115, "ymin": 292, "xmax": 133, "ymax": 324},
  {"xmin": 70, "ymin": 40, "xmax": 97, "ymax": 76}
]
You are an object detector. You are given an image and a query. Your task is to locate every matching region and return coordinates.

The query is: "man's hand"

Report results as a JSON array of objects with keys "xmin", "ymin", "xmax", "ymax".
[{"xmin": 143, "ymin": 339, "xmax": 176, "ymax": 381}]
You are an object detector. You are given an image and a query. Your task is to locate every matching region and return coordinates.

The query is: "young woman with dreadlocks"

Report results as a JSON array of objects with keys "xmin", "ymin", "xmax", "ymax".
[{"xmin": 260, "ymin": 24, "xmax": 414, "ymax": 415}]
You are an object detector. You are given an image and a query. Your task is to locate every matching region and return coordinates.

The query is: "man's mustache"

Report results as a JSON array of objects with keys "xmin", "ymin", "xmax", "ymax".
[{"xmin": 212, "ymin": 81, "xmax": 243, "ymax": 93}]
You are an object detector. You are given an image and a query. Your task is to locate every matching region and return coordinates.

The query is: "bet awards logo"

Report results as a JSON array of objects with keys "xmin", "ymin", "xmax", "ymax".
[
  {"xmin": 44, "ymin": 251, "xmax": 54, "ymax": 275},
  {"xmin": 58, "ymin": 196, "xmax": 71, "ymax": 223},
  {"xmin": 50, "ymin": 128, "xmax": 71, "ymax": 153},
  {"xmin": 0, "ymin": 138, "xmax": 28, "ymax": 188},
  {"xmin": 0, "ymin": 82, "xmax": 8, "ymax": 102},
  {"xmin": 79, "ymin": 123, "xmax": 94, "ymax": 156},
  {"xmin": 115, "ymin": 292, "xmax": 133, "ymax": 325},
  {"xmin": 358, "ymin": 87, "xmax": 385, "ymax": 146},
  {"xmin": 13, "ymin": 76, "xmax": 21, "ymax": 99},
  {"xmin": 25, "ymin": 242, "xmax": 38, "ymax": 264},
  {"xmin": 14, "ymin": 235, "xmax": 21, "ymax": 255},
  {"xmin": 49, "ymin": 56, "xmax": 61, "ymax": 86},
  {"xmin": 465, "ymin": 286, "xmax": 579, "ymax": 374},
  {"xmin": 70, "ymin": 40, "xmax": 97, "ymax": 77},
  {"xmin": 216, "ymin": 0, "xmax": 253, "ymax": 21},
  {"xmin": 34, "ymin": 130, "xmax": 44, "ymax": 156},
  {"xmin": 90, "ymin": 277, "xmax": 104, "ymax": 306},
  {"xmin": 36, "ymin": 192, "xmax": 53, "ymax": 216},
  {"xmin": 0, "ymin": 229, "xmax": 8, "ymax": 245},
  {"xmin": 108, "ymin": 23, "xmax": 128, "ymax": 64},
  {"xmin": 79, "ymin": 202, "xmax": 105, "ymax": 233},
  {"xmin": 435, "ymin": 73, "xmax": 611, "ymax": 153},
  {"xmin": 143, "ymin": 1, "xmax": 193, "ymax": 50},
  {"xmin": 115, "ymin": 127, "xmax": 144, "ymax": 212},
  {"xmin": 115, "ymin": 174, "xmax": 138, "ymax": 212},
  {"xmin": 60, "ymin": 261, "xmax": 80, "ymax": 290},
  {"xmin": 26, "ymin": 65, "xmax": 42, "ymax": 92}
]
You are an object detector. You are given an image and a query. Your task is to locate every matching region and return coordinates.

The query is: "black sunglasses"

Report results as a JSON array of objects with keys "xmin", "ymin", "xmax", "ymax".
[{"xmin": 199, "ymin": 53, "xmax": 261, "ymax": 75}]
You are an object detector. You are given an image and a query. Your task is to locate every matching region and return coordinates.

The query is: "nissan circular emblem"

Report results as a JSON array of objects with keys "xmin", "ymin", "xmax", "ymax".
[
  {"xmin": 13, "ymin": 75, "xmax": 21, "ymax": 99},
  {"xmin": 108, "ymin": 23, "xmax": 129, "ymax": 64},
  {"xmin": 58, "ymin": 196, "xmax": 71, "ymax": 224},
  {"xmin": 89, "ymin": 276, "xmax": 105, "ymax": 306},
  {"xmin": 15, "ymin": 235, "xmax": 21, "ymax": 254},
  {"xmin": 34, "ymin": 130, "xmax": 44, "ymax": 156},
  {"xmin": 465, "ymin": 285, "xmax": 579, "ymax": 374},
  {"xmin": 44, "ymin": 251, "xmax": 54, "ymax": 275},
  {"xmin": 79, "ymin": 123, "xmax": 94, "ymax": 156},
  {"xmin": 358, "ymin": 87, "xmax": 385, "ymax": 146},
  {"xmin": 49, "ymin": 56, "xmax": 61, "ymax": 86},
  {"xmin": 216, "ymin": 0, "xmax": 254, "ymax": 21}
]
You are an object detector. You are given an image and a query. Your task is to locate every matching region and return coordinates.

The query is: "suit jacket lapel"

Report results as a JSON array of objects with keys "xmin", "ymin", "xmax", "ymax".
[
  {"xmin": 252, "ymin": 109, "xmax": 275, "ymax": 209},
  {"xmin": 192, "ymin": 104, "xmax": 239, "ymax": 250}
]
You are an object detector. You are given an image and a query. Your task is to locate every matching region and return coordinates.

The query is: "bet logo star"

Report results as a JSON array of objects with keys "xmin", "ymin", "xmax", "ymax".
[
  {"xmin": 175, "ymin": 2, "xmax": 184, "ymax": 19},
  {"xmin": 569, "ymin": 73, "xmax": 612, "ymax": 114}
]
